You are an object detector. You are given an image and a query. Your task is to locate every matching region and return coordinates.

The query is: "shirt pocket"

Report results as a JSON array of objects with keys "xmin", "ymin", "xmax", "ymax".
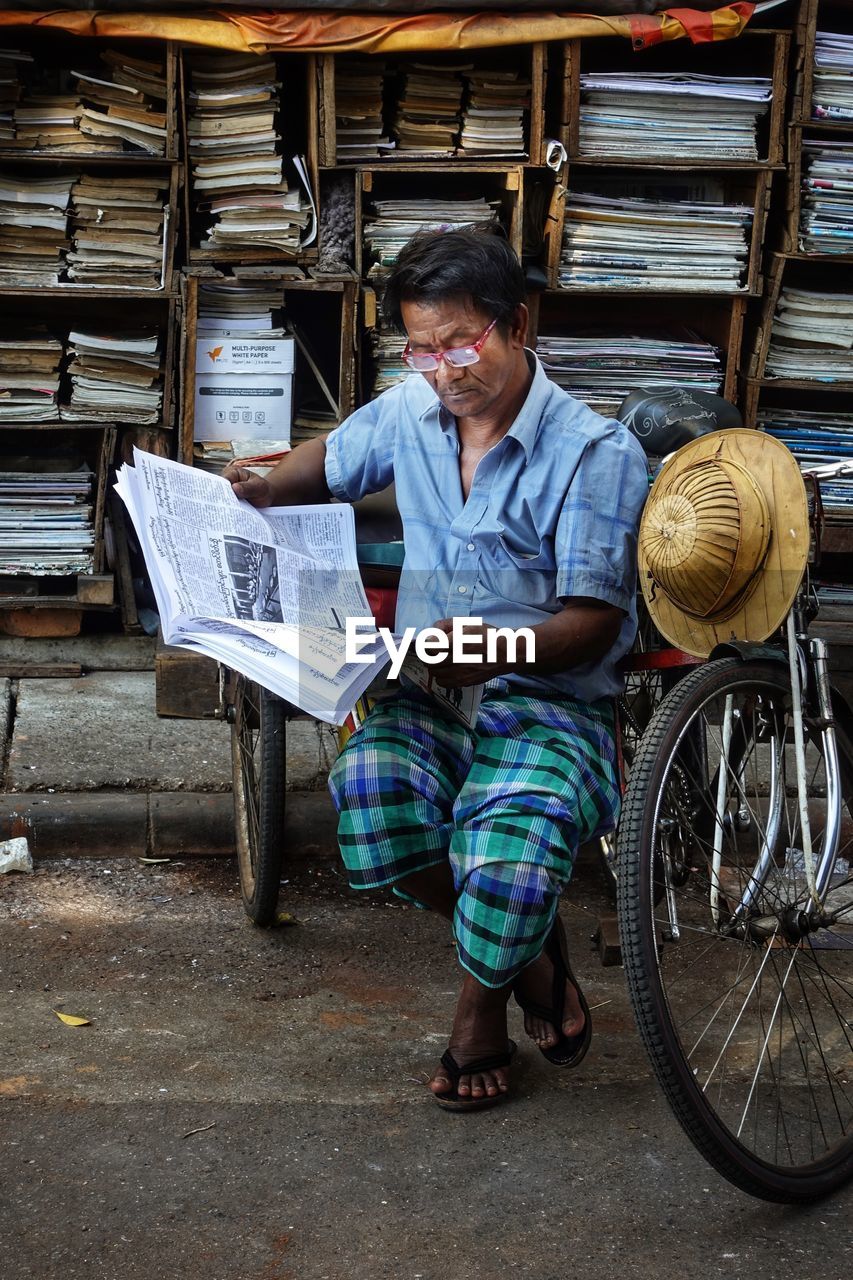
[{"xmin": 481, "ymin": 532, "xmax": 557, "ymax": 608}]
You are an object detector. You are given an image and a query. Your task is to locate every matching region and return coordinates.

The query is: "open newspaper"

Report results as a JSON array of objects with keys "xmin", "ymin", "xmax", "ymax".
[
  {"xmin": 115, "ymin": 449, "xmax": 483, "ymax": 726},
  {"xmin": 115, "ymin": 448, "xmax": 389, "ymax": 723}
]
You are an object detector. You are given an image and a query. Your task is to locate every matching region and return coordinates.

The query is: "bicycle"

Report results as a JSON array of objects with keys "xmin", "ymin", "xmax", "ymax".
[{"xmin": 615, "ymin": 457, "xmax": 853, "ymax": 1202}]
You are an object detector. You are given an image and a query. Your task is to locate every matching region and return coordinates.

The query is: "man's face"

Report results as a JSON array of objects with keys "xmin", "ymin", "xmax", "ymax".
[{"xmin": 400, "ymin": 296, "xmax": 527, "ymax": 420}]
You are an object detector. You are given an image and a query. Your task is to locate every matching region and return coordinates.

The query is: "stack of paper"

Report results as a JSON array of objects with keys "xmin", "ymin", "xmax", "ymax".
[
  {"xmin": 578, "ymin": 73, "xmax": 772, "ymax": 160},
  {"xmin": 197, "ymin": 278, "xmax": 287, "ymax": 338},
  {"xmin": 11, "ymin": 93, "xmax": 91, "ymax": 152},
  {"xmin": 67, "ymin": 173, "xmax": 168, "ymax": 288},
  {"xmin": 74, "ymin": 50, "xmax": 168, "ymax": 155},
  {"xmin": 335, "ymin": 59, "xmax": 391, "ymax": 160},
  {"xmin": 0, "ymin": 49, "xmax": 31, "ymax": 143},
  {"xmin": 537, "ymin": 332, "xmax": 724, "ymax": 418},
  {"xmin": 369, "ymin": 325, "xmax": 408, "ymax": 398},
  {"xmin": 459, "ymin": 69, "xmax": 530, "ymax": 156},
  {"xmin": 0, "ymin": 174, "xmax": 72, "ymax": 286},
  {"xmin": 0, "ymin": 329, "xmax": 63, "ymax": 422},
  {"xmin": 364, "ymin": 196, "xmax": 499, "ymax": 281},
  {"xmin": 394, "ymin": 62, "xmax": 466, "ymax": 154},
  {"xmin": 799, "ymin": 140, "xmax": 853, "ymax": 255},
  {"xmin": 290, "ymin": 404, "xmax": 339, "ymax": 444},
  {"xmin": 766, "ymin": 286, "xmax": 853, "ymax": 382},
  {"xmin": 758, "ymin": 407, "xmax": 853, "ymax": 463},
  {"xmin": 559, "ymin": 183, "xmax": 752, "ymax": 290},
  {"xmin": 63, "ymin": 329, "xmax": 162, "ymax": 423},
  {"xmin": 812, "ymin": 31, "xmax": 853, "ymax": 122},
  {"xmin": 0, "ymin": 455, "xmax": 94, "ymax": 575}
]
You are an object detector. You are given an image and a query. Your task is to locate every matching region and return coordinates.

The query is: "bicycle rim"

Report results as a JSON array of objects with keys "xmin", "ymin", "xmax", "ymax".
[
  {"xmin": 618, "ymin": 658, "xmax": 853, "ymax": 1201},
  {"xmin": 230, "ymin": 676, "xmax": 286, "ymax": 925}
]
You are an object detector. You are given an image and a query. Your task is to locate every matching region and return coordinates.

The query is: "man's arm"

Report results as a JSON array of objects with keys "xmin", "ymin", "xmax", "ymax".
[
  {"xmin": 222, "ymin": 436, "xmax": 331, "ymax": 508},
  {"xmin": 432, "ymin": 599, "xmax": 623, "ymax": 688}
]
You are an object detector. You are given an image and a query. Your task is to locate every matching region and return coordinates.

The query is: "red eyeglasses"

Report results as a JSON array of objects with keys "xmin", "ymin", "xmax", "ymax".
[{"xmin": 402, "ymin": 317, "xmax": 498, "ymax": 372}]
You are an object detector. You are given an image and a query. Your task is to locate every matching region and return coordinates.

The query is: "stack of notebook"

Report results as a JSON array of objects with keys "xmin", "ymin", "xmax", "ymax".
[
  {"xmin": 393, "ymin": 62, "xmax": 466, "ymax": 155},
  {"xmin": 63, "ymin": 328, "xmax": 162, "ymax": 423},
  {"xmin": 335, "ymin": 59, "xmax": 391, "ymax": 160},
  {"xmin": 812, "ymin": 31, "xmax": 853, "ymax": 122},
  {"xmin": 364, "ymin": 195, "xmax": 499, "ymax": 281},
  {"xmin": 196, "ymin": 278, "xmax": 287, "ymax": 337},
  {"xmin": 74, "ymin": 50, "xmax": 168, "ymax": 155},
  {"xmin": 459, "ymin": 68, "xmax": 530, "ymax": 157},
  {"xmin": 0, "ymin": 329, "xmax": 63, "ymax": 422},
  {"xmin": 67, "ymin": 172, "xmax": 168, "ymax": 288},
  {"xmin": 0, "ymin": 173, "xmax": 72, "ymax": 286}
]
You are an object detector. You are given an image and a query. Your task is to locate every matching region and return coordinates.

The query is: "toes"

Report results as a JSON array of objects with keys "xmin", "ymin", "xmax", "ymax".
[{"xmin": 429, "ymin": 1071, "xmax": 452, "ymax": 1095}]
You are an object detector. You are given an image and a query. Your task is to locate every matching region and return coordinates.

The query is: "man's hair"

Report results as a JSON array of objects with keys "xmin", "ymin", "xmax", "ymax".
[{"xmin": 382, "ymin": 228, "xmax": 526, "ymax": 334}]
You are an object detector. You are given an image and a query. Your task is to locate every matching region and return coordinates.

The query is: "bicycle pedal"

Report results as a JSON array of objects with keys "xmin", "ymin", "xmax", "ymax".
[{"xmin": 592, "ymin": 914, "xmax": 623, "ymax": 967}]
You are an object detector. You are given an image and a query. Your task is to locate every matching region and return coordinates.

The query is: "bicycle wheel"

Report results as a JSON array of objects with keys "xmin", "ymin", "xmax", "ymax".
[
  {"xmin": 230, "ymin": 674, "xmax": 287, "ymax": 925},
  {"xmin": 617, "ymin": 657, "xmax": 853, "ymax": 1201}
]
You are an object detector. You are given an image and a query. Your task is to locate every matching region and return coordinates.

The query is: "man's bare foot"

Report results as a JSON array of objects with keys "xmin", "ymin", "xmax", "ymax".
[
  {"xmin": 513, "ymin": 933, "xmax": 586, "ymax": 1051},
  {"xmin": 429, "ymin": 972, "xmax": 513, "ymax": 1104}
]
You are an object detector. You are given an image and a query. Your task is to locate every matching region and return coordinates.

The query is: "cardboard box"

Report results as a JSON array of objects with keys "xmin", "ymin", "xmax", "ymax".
[{"xmin": 194, "ymin": 338, "xmax": 294, "ymax": 442}]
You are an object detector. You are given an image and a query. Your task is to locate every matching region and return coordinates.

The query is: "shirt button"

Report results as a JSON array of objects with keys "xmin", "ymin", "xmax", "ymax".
[
  {"xmin": 466, "ymin": 542, "xmax": 475, "ymax": 551},
  {"xmin": 457, "ymin": 585, "xmax": 467, "ymax": 594}
]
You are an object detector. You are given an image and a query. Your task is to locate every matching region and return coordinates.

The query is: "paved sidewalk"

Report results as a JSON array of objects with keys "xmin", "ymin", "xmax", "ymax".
[{"xmin": 0, "ymin": 670, "xmax": 338, "ymax": 860}]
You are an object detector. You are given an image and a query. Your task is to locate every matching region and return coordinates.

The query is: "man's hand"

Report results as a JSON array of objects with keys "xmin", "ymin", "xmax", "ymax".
[
  {"xmin": 430, "ymin": 619, "xmax": 517, "ymax": 688},
  {"xmin": 221, "ymin": 464, "xmax": 274, "ymax": 508}
]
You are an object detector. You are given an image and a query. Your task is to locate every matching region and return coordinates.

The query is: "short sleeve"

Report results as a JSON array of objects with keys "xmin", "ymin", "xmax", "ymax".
[
  {"xmin": 324, "ymin": 387, "xmax": 401, "ymax": 501},
  {"xmin": 555, "ymin": 427, "xmax": 649, "ymax": 612}
]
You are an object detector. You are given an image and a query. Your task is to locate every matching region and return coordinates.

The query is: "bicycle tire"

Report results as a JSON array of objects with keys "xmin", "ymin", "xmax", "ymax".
[
  {"xmin": 230, "ymin": 675, "xmax": 287, "ymax": 926},
  {"xmin": 617, "ymin": 657, "xmax": 853, "ymax": 1201}
]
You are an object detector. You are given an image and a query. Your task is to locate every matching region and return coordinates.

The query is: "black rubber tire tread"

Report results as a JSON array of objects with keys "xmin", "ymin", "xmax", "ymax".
[
  {"xmin": 231, "ymin": 677, "xmax": 287, "ymax": 926},
  {"xmin": 617, "ymin": 656, "xmax": 853, "ymax": 1202}
]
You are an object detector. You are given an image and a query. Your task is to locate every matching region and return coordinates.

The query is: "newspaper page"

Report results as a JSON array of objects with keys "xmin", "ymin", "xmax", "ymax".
[{"xmin": 115, "ymin": 449, "xmax": 388, "ymax": 721}]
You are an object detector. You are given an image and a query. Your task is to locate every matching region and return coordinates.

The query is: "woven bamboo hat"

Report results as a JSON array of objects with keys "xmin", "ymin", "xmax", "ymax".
[{"xmin": 638, "ymin": 430, "xmax": 809, "ymax": 658}]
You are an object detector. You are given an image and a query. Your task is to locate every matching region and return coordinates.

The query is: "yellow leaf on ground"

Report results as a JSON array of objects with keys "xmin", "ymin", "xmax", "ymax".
[
  {"xmin": 53, "ymin": 1011, "xmax": 91, "ymax": 1027},
  {"xmin": 276, "ymin": 912, "xmax": 299, "ymax": 926}
]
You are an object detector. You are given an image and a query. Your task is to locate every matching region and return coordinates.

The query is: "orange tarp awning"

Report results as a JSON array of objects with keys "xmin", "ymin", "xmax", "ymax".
[{"xmin": 0, "ymin": 6, "xmax": 756, "ymax": 54}]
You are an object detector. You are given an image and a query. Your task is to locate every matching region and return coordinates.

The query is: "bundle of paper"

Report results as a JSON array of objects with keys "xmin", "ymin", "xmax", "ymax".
[
  {"xmin": 66, "ymin": 172, "xmax": 168, "ymax": 289},
  {"xmin": 364, "ymin": 196, "xmax": 499, "ymax": 280},
  {"xmin": 393, "ymin": 62, "xmax": 467, "ymax": 154},
  {"xmin": 10, "ymin": 94, "xmax": 93, "ymax": 153},
  {"xmin": 812, "ymin": 31, "xmax": 853, "ymax": 122},
  {"xmin": 459, "ymin": 69, "xmax": 530, "ymax": 157},
  {"xmin": 0, "ymin": 455, "xmax": 94, "ymax": 575},
  {"xmin": 290, "ymin": 403, "xmax": 339, "ymax": 443},
  {"xmin": 197, "ymin": 277, "xmax": 287, "ymax": 338},
  {"xmin": 536, "ymin": 331, "xmax": 723, "ymax": 418},
  {"xmin": 0, "ymin": 328, "xmax": 63, "ymax": 423},
  {"xmin": 0, "ymin": 173, "xmax": 72, "ymax": 287},
  {"xmin": 766, "ymin": 286, "xmax": 853, "ymax": 382},
  {"xmin": 63, "ymin": 328, "xmax": 162, "ymax": 424},
  {"xmin": 335, "ymin": 58, "xmax": 392, "ymax": 160},
  {"xmin": 0, "ymin": 48, "xmax": 31, "ymax": 142},
  {"xmin": 800, "ymin": 139, "xmax": 853, "ymax": 255},
  {"xmin": 559, "ymin": 184, "xmax": 752, "ymax": 290},
  {"xmin": 578, "ymin": 72, "xmax": 772, "ymax": 160},
  {"xmin": 369, "ymin": 325, "xmax": 408, "ymax": 399},
  {"xmin": 73, "ymin": 50, "xmax": 168, "ymax": 154},
  {"xmin": 758, "ymin": 407, "xmax": 853, "ymax": 464}
]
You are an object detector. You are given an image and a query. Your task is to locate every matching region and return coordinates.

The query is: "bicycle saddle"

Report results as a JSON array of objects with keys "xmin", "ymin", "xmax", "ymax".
[{"xmin": 617, "ymin": 388, "xmax": 743, "ymax": 456}]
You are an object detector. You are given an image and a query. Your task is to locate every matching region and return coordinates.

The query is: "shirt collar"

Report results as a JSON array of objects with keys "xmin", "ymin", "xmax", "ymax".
[{"xmin": 417, "ymin": 349, "xmax": 549, "ymax": 462}]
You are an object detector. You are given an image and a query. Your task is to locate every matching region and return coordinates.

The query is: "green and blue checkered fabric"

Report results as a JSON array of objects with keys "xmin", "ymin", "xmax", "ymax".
[{"xmin": 328, "ymin": 683, "xmax": 619, "ymax": 988}]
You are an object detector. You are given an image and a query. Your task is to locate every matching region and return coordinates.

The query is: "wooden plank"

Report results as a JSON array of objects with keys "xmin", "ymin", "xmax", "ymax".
[
  {"xmin": 165, "ymin": 41, "xmax": 179, "ymax": 161},
  {"xmin": 339, "ymin": 280, "xmax": 358, "ymax": 420},
  {"xmin": 305, "ymin": 52, "xmax": 321, "ymax": 210},
  {"xmin": 181, "ymin": 274, "xmax": 199, "ymax": 466},
  {"xmin": 724, "ymin": 296, "xmax": 746, "ymax": 403},
  {"xmin": 528, "ymin": 43, "xmax": 546, "ymax": 168},
  {"xmin": 0, "ymin": 663, "xmax": 82, "ymax": 678},
  {"xmin": 747, "ymin": 251, "xmax": 786, "ymax": 381},
  {"xmin": 109, "ymin": 491, "xmax": 142, "ymax": 635},
  {"xmin": 766, "ymin": 31, "xmax": 790, "ymax": 166},
  {"xmin": 560, "ymin": 40, "xmax": 580, "ymax": 157},
  {"xmin": 76, "ymin": 574, "xmax": 114, "ymax": 607},
  {"xmin": 155, "ymin": 635, "xmax": 222, "ymax": 719},
  {"xmin": 317, "ymin": 54, "xmax": 336, "ymax": 166}
]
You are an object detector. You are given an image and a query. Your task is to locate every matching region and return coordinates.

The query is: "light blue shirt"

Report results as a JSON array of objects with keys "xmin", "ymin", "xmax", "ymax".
[{"xmin": 324, "ymin": 352, "xmax": 649, "ymax": 701}]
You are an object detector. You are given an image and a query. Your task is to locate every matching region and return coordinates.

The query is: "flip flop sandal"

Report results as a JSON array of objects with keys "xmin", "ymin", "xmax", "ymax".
[
  {"xmin": 433, "ymin": 1040, "xmax": 517, "ymax": 1112},
  {"xmin": 514, "ymin": 917, "xmax": 592, "ymax": 1068}
]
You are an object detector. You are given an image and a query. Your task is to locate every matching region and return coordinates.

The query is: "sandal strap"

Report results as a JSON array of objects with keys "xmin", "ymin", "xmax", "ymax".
[{"xmin": 439, "ymin": 1042, "xmax": 515, "ymax": 1082}]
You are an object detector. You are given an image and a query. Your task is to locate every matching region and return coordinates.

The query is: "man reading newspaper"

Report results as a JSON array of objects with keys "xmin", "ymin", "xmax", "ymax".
[{"xmin": 224, "ymin": 230, "xmax": 648, "ymax": 1112}]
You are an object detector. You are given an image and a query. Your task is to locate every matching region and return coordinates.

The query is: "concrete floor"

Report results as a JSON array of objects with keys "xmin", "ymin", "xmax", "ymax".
[{"xmin": 2, "ymin": 854, "xmax": 852, "ymax": 1280}]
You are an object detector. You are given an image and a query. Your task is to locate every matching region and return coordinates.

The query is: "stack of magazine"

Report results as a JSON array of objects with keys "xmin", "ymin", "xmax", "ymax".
[
  {"xmin": 578, "ymin": 72, "xmax": 772, "ymax": 160},
  {"xmin": 559, "ymin": 182, "xmax": 752, "ymax": 290},
  {"xmin": 799, "ymin": 140, "xmax": 853, "ymax": 256},
  {"xmin": 537, "ymin": 332, "xmax": 724, "ymax": 418},
  {"xmin": 0, "ymin": 329, "xmax": 63, "ymax": 422},
  {"xmin": 63, "ymin": 329, "xmax": 163, "ymax": 423},
  {"xmin": 812, "ymin": 31, "xmax": 853, "ymax": 122},
  {"xmin": 760, "ymin": 407, "xmax": 853, "ymax": 527},
  {"xmin": 0, "ymin": 453, "xmax": 94, "ymax": 575},
  {"xmin": 364, "ymin": 195, "xmax": 499, "ymax": 281},
  {"xmin": 335, "ymin": 59, "xmax": 391, "ymax": 160},
  {"xmin": 196, "ymin": 278, "xmax": 287, "ymax": 338},
  {"xmin": 369, "ymin": 324, "xmax": 408, "ymax": 399},
  {"xmin": 67, "ymin": 172, "xmax": 169, "ymax": 288},
  {"xmin": 393, "ymin": 62, "xmax": 466, "ymax": 155},
  {"xmin": 74, "ymin": 51, "xmax": 168, "ymax": 155},
  {"xmin": 0, "ymin": 173, "xmax": 72, "ymax": 286},
  {"xmin": 765, "ymin": 286, "xmax": 853, "ymax": 382},
  {"xmin": 458, "ymin": 68, "xmax": 530, "ymax": 157}
]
